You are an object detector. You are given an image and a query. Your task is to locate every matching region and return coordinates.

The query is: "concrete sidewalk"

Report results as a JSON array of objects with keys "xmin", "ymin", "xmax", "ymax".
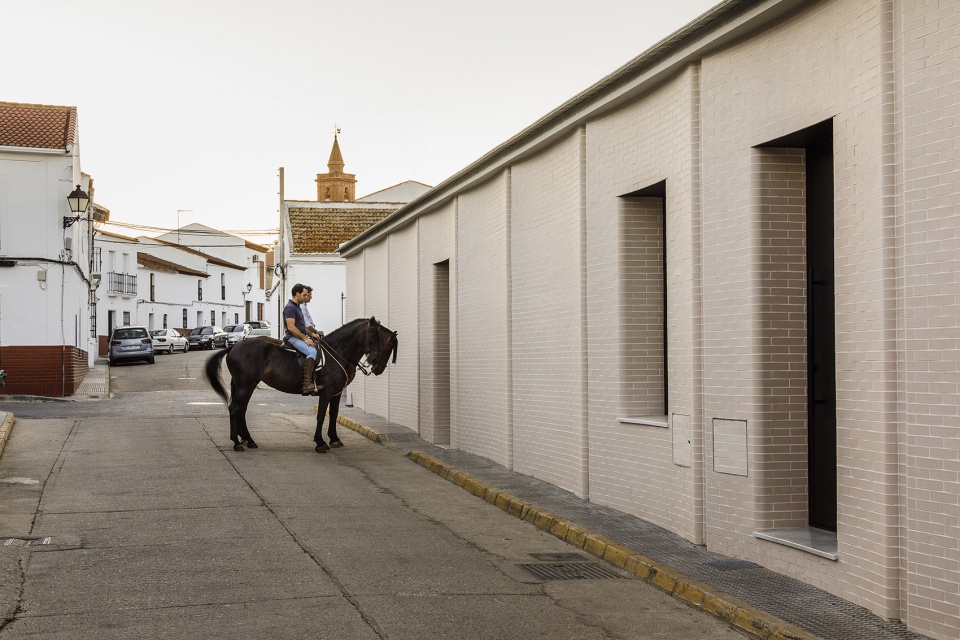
[{"xmin": 335, "ymin": 405, "xmax": 930, "ymax": 640}]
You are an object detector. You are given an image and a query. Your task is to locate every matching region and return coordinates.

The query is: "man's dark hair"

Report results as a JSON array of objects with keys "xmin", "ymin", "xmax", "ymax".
[
  {"xmin": 291, "ymin": 283, "xmax": 305, "ymax": 296},
  {"xmin": 304, "ymin": 285, "xmax": 313, "ymax": 293}
]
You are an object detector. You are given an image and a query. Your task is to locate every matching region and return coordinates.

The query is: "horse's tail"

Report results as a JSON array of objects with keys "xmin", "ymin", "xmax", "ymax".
[{"xmin": 204, "ymin": 347, "xmax": 232, "ymax": 403}]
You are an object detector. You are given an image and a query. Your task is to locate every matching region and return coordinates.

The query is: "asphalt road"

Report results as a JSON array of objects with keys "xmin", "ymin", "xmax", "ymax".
[{"xmin": 0, "ymin": 348, "xmax": 746, "ymax": 639}]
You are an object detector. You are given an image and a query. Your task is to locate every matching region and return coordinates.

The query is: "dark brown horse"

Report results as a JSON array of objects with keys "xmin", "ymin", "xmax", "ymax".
[{"xmin": 204, "ymin": 317, "xmax": 397, "ymax": 452}]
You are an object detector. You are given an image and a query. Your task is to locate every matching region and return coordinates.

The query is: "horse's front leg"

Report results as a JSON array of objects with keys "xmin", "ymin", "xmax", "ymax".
[
  {"xmin": 327, "ymin": 394, "xmax": 343, "ymax": 448},
  {"xmin": 314, "ymin": 395, "xmax": 330, "ymax": 453}
]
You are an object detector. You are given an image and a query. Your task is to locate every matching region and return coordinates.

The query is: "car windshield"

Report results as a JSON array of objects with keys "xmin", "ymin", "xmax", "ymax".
[
  {"xmin": 189, "ymin": 328, "xmax": 205, "ymax": 336},
  {"xmin": 115, "ymin": 328, "xmax": 148, "ymax": 340}
]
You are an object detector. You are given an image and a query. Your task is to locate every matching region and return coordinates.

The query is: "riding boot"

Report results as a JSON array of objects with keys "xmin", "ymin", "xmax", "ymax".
[{"xmin": 302, "ymin": 358, "xmax": 318, "ymax": 396}]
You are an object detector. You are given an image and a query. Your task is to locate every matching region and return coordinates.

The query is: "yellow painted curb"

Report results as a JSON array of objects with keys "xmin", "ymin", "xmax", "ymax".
[
  {"xmin": 405, "ymin": 449, "xmax": 821, "ymax": 640},
  {"xmin": 0, "ymin": 411, "xmax": 13, "ymax": 459},
  {"xmin": 333, "ymin": 417, "xmax": 819, "ymax": 640}
]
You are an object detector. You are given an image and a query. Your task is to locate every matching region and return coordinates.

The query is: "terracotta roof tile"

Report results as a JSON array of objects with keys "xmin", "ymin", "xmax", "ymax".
[
  {"xmin": 289, "ymin": 207, "xmax": 396, "ymax": 254},
  {"xmin": 0, "ymin": 101, "xmax": 77, "ymax": 150},
  {"xmin": 137, "ymin": 252, "xmax": 210, "ymax": 277}
]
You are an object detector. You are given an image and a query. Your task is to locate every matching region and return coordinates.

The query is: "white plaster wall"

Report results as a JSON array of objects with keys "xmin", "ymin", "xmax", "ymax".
[{"xmin": 0, "ymin": 151, "xmax": 91, "ymax": 350}]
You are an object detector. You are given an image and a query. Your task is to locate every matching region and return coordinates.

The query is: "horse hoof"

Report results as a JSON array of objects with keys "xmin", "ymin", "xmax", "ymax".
[
  {"xmin": 233, "ymin": 444, "xmax": 245, "ymax": 451},
  {"xmin": 329, "ymin": 440, "xmax": 344, "ymax": 448},
  {"xmin": 315, "ymin": 445, "xmax": 328, "ymax": 453}
]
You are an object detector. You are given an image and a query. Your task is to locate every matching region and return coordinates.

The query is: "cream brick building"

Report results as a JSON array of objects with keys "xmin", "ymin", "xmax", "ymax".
[{"xmin": 339, "ymin": 1, "xmax": 960, "ymax": 637}]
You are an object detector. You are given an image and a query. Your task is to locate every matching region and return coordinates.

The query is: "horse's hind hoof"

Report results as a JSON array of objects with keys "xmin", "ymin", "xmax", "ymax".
[
  {"xmin": 315, "ymin": 445, "xmax": 328, "ymax": 453},
  {"xmin": 233, "ymin": 444, "xmax": 245, "ymax": 451},
  {"xmin": 329, "ymin": 440, "xmax": 344, "ymax": 448},
  {"xmin": 246, "ymin": 442, "xmax": 258, "ymax": 449}
]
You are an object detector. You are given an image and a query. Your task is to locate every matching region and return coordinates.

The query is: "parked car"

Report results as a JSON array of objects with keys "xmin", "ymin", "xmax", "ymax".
[
  {"xmin": 222, "ymin": 324, "xmax": 248, "ymax": 346},
  {"xmin": 244, "ymin": 320, "xmax": 271, "ymax": 330},
  {"xmin": 150, "ymin": 328, "xmax": 189, "ymax": 354},
  {"xmin": 187, "ymin": 326, "xmax": 227, "ymax": 350},
  {"xmin": 244, "ymin": 328, "xmax": 273, "ymax": 339},
  {"xmin": 109, "ymin": 325, "xmax": 155, "ymax": 366}
]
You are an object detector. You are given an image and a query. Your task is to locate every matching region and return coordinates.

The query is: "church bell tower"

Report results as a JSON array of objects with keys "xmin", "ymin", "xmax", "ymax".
[{"xmin": 315, "ymin": 134, "xmax": 357, "ymax": 202}]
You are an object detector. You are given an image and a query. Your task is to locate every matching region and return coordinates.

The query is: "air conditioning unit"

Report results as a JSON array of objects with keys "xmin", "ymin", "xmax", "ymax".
[{"xmin": 252, "ymin": 255, "xmax": 260, "ymax": 263}]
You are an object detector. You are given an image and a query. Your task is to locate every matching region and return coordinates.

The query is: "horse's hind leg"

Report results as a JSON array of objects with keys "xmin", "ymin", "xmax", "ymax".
[
  {"xmin": 327, "ymin": 394, "xmax": 343, "ymax": 448},
  {"xmin": 229, "ymin": 380, "xmax": 257, "ymax": 450}
]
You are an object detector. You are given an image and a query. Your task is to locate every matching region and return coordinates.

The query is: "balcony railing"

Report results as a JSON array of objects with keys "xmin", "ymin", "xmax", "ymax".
[{"xmin": 107, "ymin": 272, "xmax": 137, "ymax": 296}]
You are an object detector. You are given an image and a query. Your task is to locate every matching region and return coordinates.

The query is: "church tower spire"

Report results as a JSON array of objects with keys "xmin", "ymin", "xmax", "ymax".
[{"xmin": 315, "ymin": 133, "xmax": 357, "ymax": 202}]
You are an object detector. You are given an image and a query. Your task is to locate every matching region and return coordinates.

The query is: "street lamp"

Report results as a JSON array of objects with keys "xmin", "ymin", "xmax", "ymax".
[
  {"xmin": 63, "ymin": 185, "xmax": 90, "ymax": 228},
  {"xmin": 242, "ymin": 282, "xmax": 252, "ymax": 321}
]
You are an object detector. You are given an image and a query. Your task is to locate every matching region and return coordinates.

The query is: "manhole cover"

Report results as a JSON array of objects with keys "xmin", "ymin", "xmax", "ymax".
[
  {"xmin": 530, "ymin": 552, "xmax": 587, "ymax": 562},
  {"xmin": 3, "ymin": 537, "xmax": 52, "ymax": 547},
  {"xmin": 518, "ymin": 562, "xmax": 622, "ymax": 580}
]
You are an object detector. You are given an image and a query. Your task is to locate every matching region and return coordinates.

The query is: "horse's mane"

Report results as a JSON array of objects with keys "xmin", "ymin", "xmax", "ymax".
[{"xmin": 323, "ymin": 317, "xmax": 377, "ymax": 342}]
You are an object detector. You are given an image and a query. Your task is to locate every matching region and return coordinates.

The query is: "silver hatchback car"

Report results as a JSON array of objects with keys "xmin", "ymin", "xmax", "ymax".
[{"xmin": 109, "ymin": 325, "xmax": 155, "ymax": 366}]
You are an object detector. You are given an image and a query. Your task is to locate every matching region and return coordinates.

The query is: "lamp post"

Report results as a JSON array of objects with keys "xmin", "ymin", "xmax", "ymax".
[
  {"xmin": 242, "ymin": 282, "xmax": 252, "ymax": 321},
  {"xmin": 63, "ymin": 185, "xmax": 90, "ymax": 228}
]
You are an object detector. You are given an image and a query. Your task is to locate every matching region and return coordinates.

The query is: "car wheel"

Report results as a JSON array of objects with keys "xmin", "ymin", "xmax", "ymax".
[
  {"xmin": 109, "ymin": 357, "xmax": 116, "ymax": 366},
  {"xmin": 184, "ymin": 343, "xmax": 189, "ymax": 353},
  {"xmin": 147, "ymin": 356, "xmax": 155, "ymax": 364}
]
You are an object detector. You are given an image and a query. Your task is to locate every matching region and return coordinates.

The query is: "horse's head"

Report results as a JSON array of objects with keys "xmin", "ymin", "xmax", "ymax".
[{"xmin": 365, "ymin": 317, "xmax": 398, "ymax": 375}]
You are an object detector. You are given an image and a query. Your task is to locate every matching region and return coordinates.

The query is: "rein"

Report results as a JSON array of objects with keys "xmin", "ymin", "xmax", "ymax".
[{"xmin": 317, "ymin": 340, "xmax": 355, "ymax": 396}]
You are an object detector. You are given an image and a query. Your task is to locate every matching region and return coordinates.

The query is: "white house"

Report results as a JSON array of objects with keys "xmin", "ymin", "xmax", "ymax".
[
  {"xmin": 0, "ymin": 101, "xmax": 101, "ymax": 396},
  {"xmin": 94, "ymin": 224, "xmax": 271, "ymax": 349},
  {"xmin": 277, "ymin": 136, "xmax": 430, "ymax": 333}
]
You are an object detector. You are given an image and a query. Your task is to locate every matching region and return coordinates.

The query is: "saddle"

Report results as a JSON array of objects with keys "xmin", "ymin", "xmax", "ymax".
[{"xmin": 280, "ymin": 338, "xmax": 325, "ymax": 370}]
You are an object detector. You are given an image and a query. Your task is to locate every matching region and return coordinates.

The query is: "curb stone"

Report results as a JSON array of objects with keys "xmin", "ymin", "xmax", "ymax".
[
  {"xmin": 337, "ymin": 414, "xmax": 820, "ymax": 640},
  {"xmin": 0, "ymin": 412, "xmax": 13, "ymax": 460}
]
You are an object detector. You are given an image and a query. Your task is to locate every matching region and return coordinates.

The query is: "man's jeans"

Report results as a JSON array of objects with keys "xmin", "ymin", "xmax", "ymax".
[{"xmin": 287, "ymin": 335, "xmax": 317, "ymax": 360}]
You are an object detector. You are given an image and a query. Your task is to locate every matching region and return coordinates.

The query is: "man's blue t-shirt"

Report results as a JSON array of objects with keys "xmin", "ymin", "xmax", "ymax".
[{"xmin": 283, "ymin": 299, "xmax": 306, "ymax": 340}]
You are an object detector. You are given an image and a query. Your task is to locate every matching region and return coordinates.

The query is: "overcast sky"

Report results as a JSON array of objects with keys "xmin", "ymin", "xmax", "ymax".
[{"xmin": 4, "ymin": 0, "xmax": 721, "ymax": 242}]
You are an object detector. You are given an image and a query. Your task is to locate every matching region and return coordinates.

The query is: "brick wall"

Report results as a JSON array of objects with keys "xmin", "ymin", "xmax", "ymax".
[
  {"xmin": 901, "ymin": 1, "xmax": 960, "ymax": 637},
  {"xmin": 456, "ymin": 172, "xmax": 511, "ymax": 466},
  {"xmin": 511, "ymin": 131, "xmax": 586, "ymax": 496},
  {"xmin": 0, "ymin": 345, "xmax": 89, "ymax": 397},
  {"xmin": 417, "ymin": 204, "xmax": 455, "ymax": 443},
  {"xmin": 340, "ymin": 1, "xmax": 960, "ymax": 636},
  {"xmin": 387, "ymin": 223, "xmax": 419, "ymax": 429}
]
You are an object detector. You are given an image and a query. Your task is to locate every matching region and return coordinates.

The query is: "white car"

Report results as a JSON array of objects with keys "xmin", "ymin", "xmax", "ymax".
[
  {"xmin": 222, "ymin": 324, "xmax": 249, "ymax": 346},
  {"xmin": 150, "ymin": 328, "xmax": 189, "ymax": 354}
]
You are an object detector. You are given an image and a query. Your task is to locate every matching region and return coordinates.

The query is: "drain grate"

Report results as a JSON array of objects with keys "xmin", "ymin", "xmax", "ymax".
[
  {"xmin": 708, "ymin": 559, "xmax": 759, "ymax": 571},
  {"xmin": 529, "ymin": 552, "xmax": 588, "ymax": 562},
  {"xmin": 3, "ymin": 537, "xmax": 52, "ymax": 547},
  {"xmin": 381, "ymin": 433, "xmax": 420, "ymax": 442},
  {"xmin": 518, "ymin": 562, "xmax": 622, "ymax": 581}
]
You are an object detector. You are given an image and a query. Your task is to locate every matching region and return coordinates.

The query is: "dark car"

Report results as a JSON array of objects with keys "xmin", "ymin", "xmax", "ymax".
[
  {"xmin": 109, "ymin": 325, "xmax": 155, "ymax": 366},
  {"xmin": 187, "ymin": 326, "xmax": 227, "ymax": 350}
]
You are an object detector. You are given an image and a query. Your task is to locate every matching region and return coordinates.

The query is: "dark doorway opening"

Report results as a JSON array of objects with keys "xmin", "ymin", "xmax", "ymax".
[{"xmin": 759, "ymin": 119, "xmax": 837, "ymax": 532}]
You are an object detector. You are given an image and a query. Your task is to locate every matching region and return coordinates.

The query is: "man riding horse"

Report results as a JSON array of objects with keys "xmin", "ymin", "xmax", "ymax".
[{"xmin": 284, "ymin": 283, "xmax": 320, "ymax": 395}]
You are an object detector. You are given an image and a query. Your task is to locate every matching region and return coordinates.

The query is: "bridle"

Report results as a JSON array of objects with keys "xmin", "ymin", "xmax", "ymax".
[{"xmin": 316, "ymin": 320, "xmax": 397, "ymax": 396}]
